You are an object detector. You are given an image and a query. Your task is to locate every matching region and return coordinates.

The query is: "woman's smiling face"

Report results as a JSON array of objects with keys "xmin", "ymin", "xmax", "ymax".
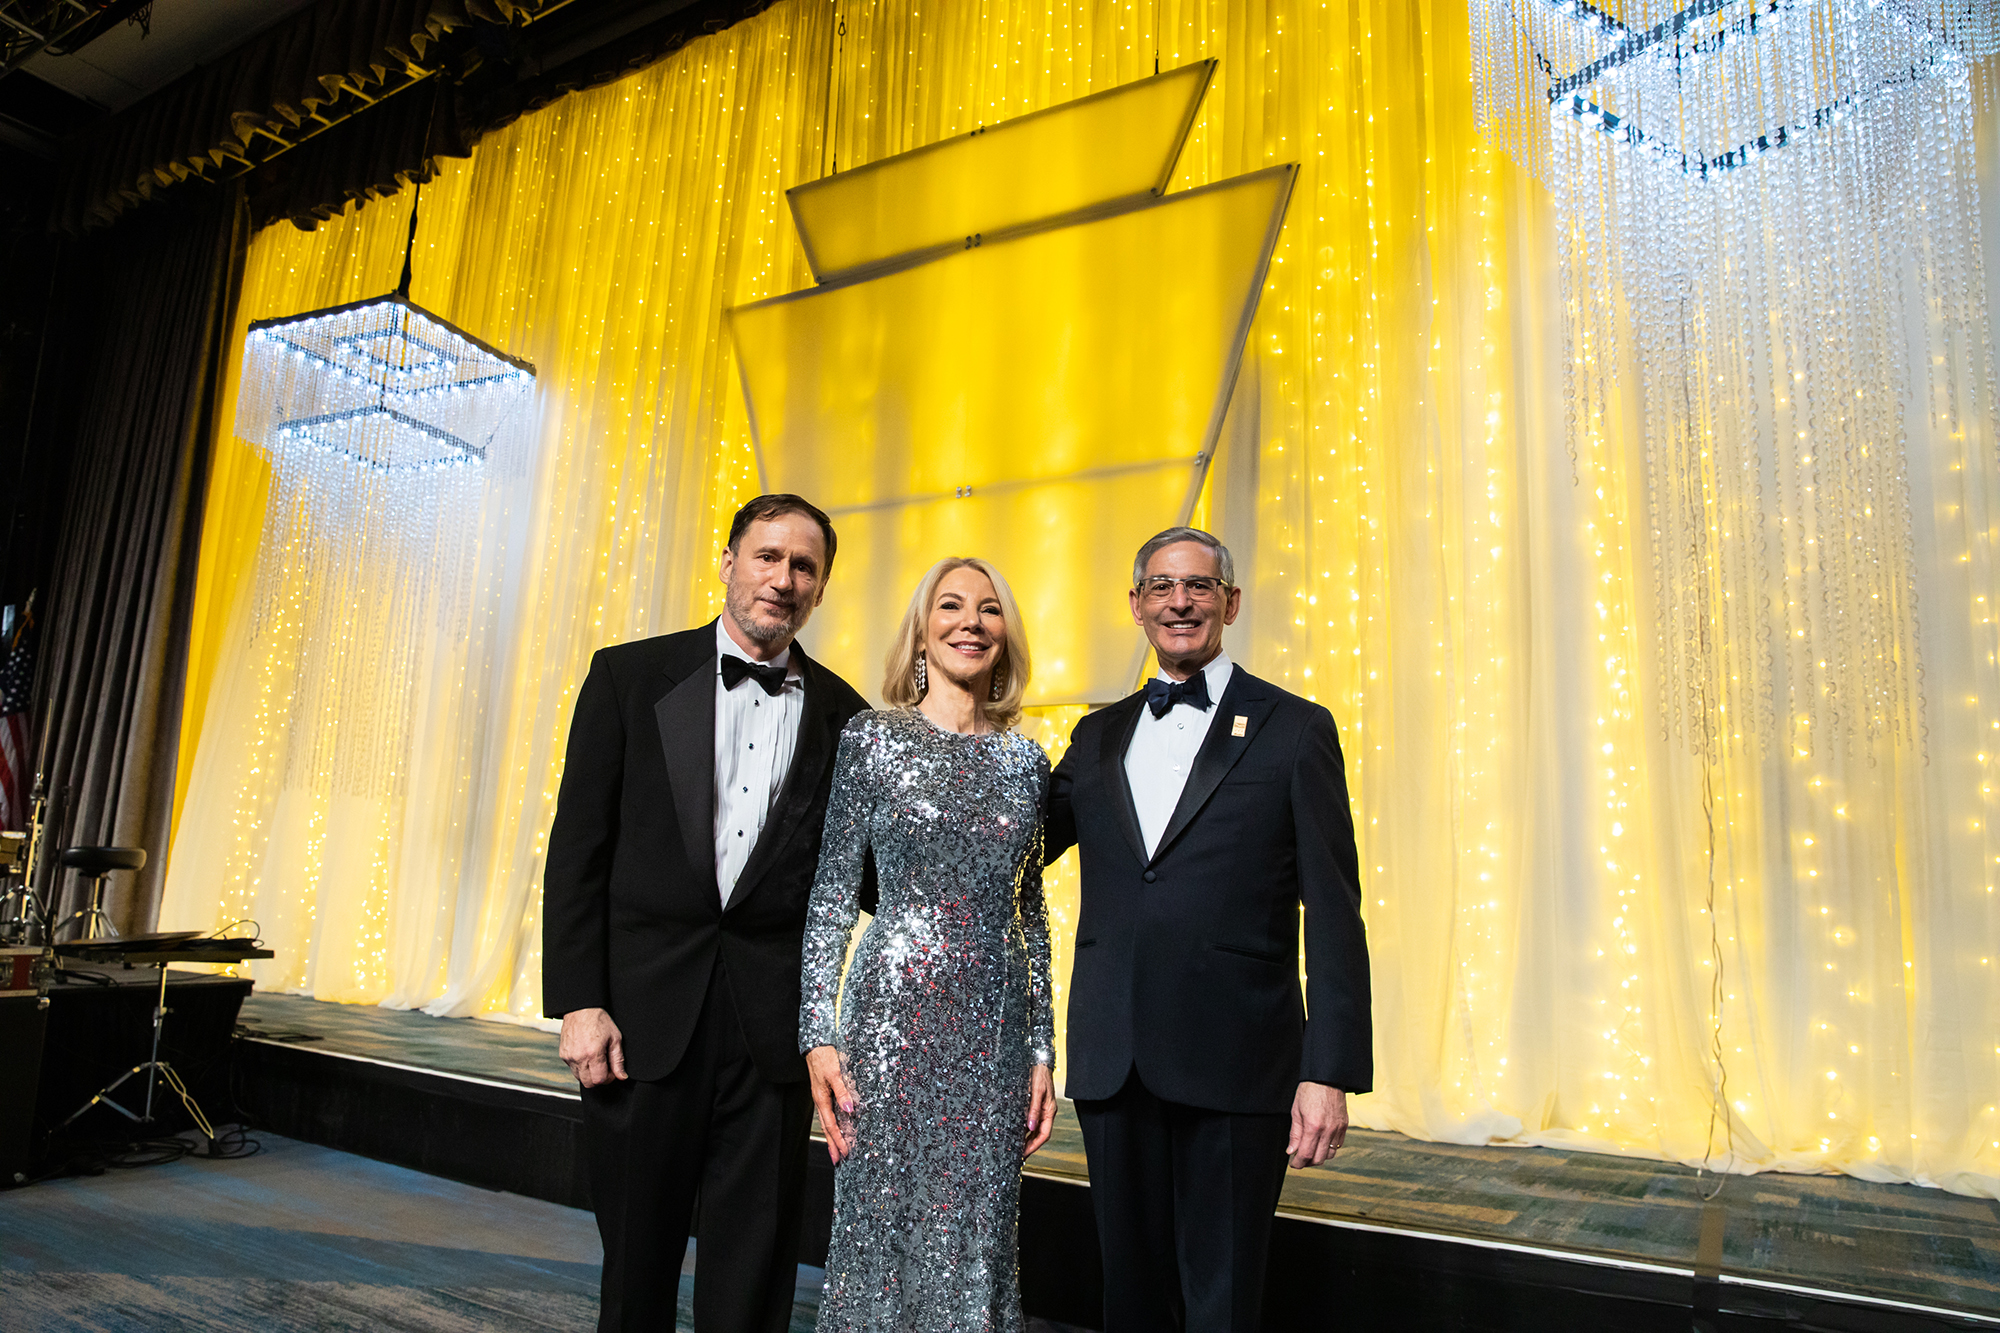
[{"xmin": 925, "ymin": 565, "xmax": 1006, "ymax": 689}]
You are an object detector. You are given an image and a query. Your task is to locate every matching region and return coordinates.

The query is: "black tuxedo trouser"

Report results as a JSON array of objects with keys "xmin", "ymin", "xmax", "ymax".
[
  {"xmin": 1075, "ymin": 1071, "xmax": 1291, "ymax": 1333},
  {"xmin": 582, "ymin": 958, "xmax": 813, "ymax": 1333}
]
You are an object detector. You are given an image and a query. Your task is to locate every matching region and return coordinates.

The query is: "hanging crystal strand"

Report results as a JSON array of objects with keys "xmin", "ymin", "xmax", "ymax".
[
  {"xmin": 1855, "ymin": 102, "xmax": 1896, "ymax": 751},
  {"xmin": 1858, "ymin": 13, "xmax": 1901, "ymax": 752},
  {"xmin": 1684, "ymin": 0, "xmax": 1713, "ymax": 763},
  {"xmin": 1801, "ymin": 88, "xmax": 1837, "ymax": 750},
  {"xmin": 1760, "ymin": 129, "xmax": 1801, "ymax": 757},
  {"xmin": 1859, "ymin": 89, "xmax": 1907, "ymax": 751},
  {"xmin": 1731, "ymin": 133, "xmax": 1772, "ymax": 745},
  {"xmin": 1708, "ymin": 158, "xmax": 1745, "ymax": 756},
  {"xmin": 1671, "ymin": 158, "xmax": 1712, "ymax": 754},
  {"xmin": 1830, "ymin": 94, "xmax": 1862, "ymax": 742},
  {"xmin": 1890, "ymin": 67, "xmax": 1954, "ymax": 755},
  {"xmin": 1800, "ymin": 74, "xmax": 1831, "ymax": 746},
  {"xmin": 1892, "ymin": 82, "xmax": 1941, "ymax": 757},
  {"xmin": 1772, "ymin": 23, "xmax": 1805, "ymax": 748},
  {"xmin": 1947, "ymin": 54, "xmax": 2000, "ymax": 502},
  {"xmin": 1659, "ymin": 170, "xmax": 1697, "ymax": 750},
  {"xmin": 1554, "ymin": 115, "xmax": 1586, "ymax": 483}
]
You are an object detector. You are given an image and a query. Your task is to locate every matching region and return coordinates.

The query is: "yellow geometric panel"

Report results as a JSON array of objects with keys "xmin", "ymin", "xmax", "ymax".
[
  {"xmin": 803, "ymin": 463, "xmax": 1205, "ymax": 706},
  {"xmin": 787, "ymin": 60, "xmax": 1214, "ymax": 284},
  {"xmin": 729, "ymin": 164, "xmax": 1293, "ymax": 706}
]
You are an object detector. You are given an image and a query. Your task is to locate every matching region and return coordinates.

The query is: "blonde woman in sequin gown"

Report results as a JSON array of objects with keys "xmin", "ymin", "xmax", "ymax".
[{"xmin": 800, "ymin": 557, "xmax": 1058, "ymax": 1333}]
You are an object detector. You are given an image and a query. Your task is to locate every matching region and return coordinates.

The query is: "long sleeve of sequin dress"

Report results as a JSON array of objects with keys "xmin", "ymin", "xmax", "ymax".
[{"xmin": 800, "ymin": 709, "xmax": 1054, "ymax": 1333}]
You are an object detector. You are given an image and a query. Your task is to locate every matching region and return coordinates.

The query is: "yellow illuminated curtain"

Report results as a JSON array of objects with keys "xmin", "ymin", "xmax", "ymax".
[{"xmin": 165, "ymin": 0, "xmax": 2000, "ymax": 1195}]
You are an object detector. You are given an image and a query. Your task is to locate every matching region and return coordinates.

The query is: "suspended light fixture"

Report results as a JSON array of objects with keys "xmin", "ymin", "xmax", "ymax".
[
  {"xmin": 236, "ymin": 204, "xmax": 535, "ymax": 475},
  {"xmin": 229, "ymin": 193, "xmax": 539, "ymax": 797},
  {"xmin": 1470, "ymin": 0, "xmax": 1998, "ymax": 758}
]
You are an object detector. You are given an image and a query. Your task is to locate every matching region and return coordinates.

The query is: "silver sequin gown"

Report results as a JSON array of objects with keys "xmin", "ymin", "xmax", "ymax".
[{"xmin": 800, "ymin": 708, "xmax": 1055, "ymax": 1333}]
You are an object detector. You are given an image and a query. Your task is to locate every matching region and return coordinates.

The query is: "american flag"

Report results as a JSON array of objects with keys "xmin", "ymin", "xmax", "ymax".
[{"xmin": 0, "ymin": 599, "xmax": 34, "ymax": 831}]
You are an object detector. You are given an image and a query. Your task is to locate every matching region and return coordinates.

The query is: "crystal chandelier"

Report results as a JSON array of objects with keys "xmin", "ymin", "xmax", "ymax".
[
  {"xmin": 230, "ymin": 213, "xmax": 538, "ymax": 796},
  {"xmin": 237, "ymin": 298, "xmax": 534, "ymax": 474},
  {"xmin": 1470, "ymin": 0, "xmax": 1998, "ymax": 758}
]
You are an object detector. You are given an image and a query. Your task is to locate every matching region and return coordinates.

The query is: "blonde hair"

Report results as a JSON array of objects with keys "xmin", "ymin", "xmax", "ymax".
[{"xmin": 882, "ymin": 557, "xmax": 1032, "ymax": 730}]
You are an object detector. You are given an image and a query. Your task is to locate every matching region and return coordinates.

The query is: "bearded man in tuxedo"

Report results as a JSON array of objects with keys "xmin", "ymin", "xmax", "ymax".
[
  {"xmin": 543, "ymin": 494, "xmax": 871, "ymax": 1333},
  {"xmin": 1046, "ymin": 525, "xmax": 1373, "ymax": 1333}
]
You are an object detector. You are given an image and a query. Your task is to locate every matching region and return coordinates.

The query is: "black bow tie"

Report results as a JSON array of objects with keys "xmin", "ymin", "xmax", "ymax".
[
  {"xmin": 721, "ymin": 655, "xmax": 789, "ymax": 697},
  {"xmin": 1145, "ymin": 672, "xmax": 1213, "ymax": 718}
]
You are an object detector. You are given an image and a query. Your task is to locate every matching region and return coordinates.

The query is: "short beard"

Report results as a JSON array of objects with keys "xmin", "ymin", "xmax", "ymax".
[{"xmin": 727, "ymin": 583, "xmax": 804, "ymax": 646}]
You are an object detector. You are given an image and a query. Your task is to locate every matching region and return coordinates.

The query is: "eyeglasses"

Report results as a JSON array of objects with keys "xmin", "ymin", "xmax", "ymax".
[{"xmin": 1135, "ymin": 576, "xmax": 1232, "ymax": 602}]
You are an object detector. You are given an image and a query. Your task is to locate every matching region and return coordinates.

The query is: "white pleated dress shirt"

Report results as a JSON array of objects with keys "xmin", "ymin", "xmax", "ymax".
[
  {"xmin": 712, "ymin": 617, "xmax": 804, "ymax": 907},
  {"xmin": 1123, "ymin": 650, "xmax": 1235, "ymax": 858}
]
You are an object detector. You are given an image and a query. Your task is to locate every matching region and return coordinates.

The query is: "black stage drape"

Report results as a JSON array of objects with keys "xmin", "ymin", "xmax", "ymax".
[{"xmin": 32, "ymin": 187, "xmax": 248, "ymax": 936}]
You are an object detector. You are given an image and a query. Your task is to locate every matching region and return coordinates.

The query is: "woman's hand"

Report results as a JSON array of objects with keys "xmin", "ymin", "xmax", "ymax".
[
  {"xmin": 807, "ymin": 1045, "xmax": 858, "ymax": 1164},
  {"xmin": 1024, "ymin": 1064, "xmax": 1057, "ymax": 1157}
]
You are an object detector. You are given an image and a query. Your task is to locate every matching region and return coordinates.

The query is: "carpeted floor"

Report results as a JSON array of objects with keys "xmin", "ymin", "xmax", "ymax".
[
  {"xmin": 0, "ymin": 1131, "xmax": 818, "ymax": 1332},
  {"xmin": 1, "ymin": 1130, "xmax": 1094, "ymax": 1333}
]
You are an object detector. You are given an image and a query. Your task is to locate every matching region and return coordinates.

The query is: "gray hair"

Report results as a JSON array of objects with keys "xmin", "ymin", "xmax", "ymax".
[{"xmin": 1131, "ymin": 526, "xmax": 1235, "ymax": 586}]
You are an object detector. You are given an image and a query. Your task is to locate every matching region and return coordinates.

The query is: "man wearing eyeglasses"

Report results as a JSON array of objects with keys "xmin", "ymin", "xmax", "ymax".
[{"xmin": 1046, "ymin": 525, "xmax": 1372, "ymax": 1333}]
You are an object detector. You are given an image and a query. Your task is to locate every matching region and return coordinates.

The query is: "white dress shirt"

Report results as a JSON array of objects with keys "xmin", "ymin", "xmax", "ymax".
[
  {"xmin": 713, "ymin": 617, "xmax": 805, "ymax": 907},
  {"xmin": 1124, "ymin": 650, "xmax": 1235, "ymax": 858}
]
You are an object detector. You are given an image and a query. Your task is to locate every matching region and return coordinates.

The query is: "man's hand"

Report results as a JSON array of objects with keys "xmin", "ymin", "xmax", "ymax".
[
  {"xmin": 1024, "ymin": 1065, "xmax": 1057, "ymax": 1158},
  {"xmin": 559, "ymin": 1007, "xmax": 627, "ymax": 1088},
  {"xmin": 807, "ymin": 1045, "xmax": 858, "ymax": 1165},
  {"xmin": 1288, "ymin": 1081, "xmax": 1348, "ymax": 1169}
]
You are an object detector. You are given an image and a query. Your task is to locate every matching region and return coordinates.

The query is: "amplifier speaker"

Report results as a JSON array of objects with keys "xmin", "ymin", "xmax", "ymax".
[{"xmin": 0, "ymin": 946, "xmax": 50, "ymax": 1185}]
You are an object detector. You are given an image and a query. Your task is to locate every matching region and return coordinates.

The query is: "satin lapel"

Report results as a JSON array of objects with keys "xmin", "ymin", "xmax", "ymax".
[
  {"xmin": 727, "ymin": 645, "xmax": 837, "ymax": 911},
  {"xmin": 1096, "ymin": 693, "xmax": 1150, "ymax": 868},
  {"xmin": 654, "ymin": 638, "xmax": 718, "ymax": 896},
  {"xmin": 1150, "ymin": 671, "xmax": 1274, "ymax": 864}
]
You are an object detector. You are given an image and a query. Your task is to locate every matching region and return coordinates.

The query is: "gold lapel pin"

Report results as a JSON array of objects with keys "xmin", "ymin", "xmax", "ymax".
[{"xmin": 1232, "ymin": 715, "xmax": 1248, "ymax": 737}]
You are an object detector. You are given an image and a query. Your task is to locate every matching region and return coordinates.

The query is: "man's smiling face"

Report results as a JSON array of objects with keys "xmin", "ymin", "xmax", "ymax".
[
  {"xmin": 718, "ymin": 512, "xmax": 828, "ymax": 653},
  {"xmin": 1130, "ymin": 540, "xmax": 1240, "ymax": 679}
]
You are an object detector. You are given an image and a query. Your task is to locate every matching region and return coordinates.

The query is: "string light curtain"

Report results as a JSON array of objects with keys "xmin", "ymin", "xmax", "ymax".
[{"xmin": 164, "ymin": 0, "xmax": 2000, "ymax": 1194}]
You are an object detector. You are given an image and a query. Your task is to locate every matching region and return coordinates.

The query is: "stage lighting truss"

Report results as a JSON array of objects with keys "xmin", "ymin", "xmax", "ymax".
[{"xmin": 237, "ymin": 296, "xmax": 535, "ymax": 474}]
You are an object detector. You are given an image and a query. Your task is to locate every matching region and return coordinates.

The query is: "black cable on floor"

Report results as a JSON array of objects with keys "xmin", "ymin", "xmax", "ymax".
[
  {"xmin": 14, "ymin": 1034, "xmax": 266, "ymax": 1189},
  {"xmin": 21, "ymin": 1123, "xmax": 263, "ymax": 1187}
]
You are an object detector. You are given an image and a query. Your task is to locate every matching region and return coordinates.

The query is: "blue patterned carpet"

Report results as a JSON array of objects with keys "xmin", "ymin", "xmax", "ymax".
[{"xmin": 0, "ymin": 1131, "xmax": 823, "ymax": 1332}]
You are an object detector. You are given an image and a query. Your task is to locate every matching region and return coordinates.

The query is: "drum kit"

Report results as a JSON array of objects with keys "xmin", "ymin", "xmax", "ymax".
[{"xmin": 2, "ymin": 779, "xmax": 270, "ymax": 1140}]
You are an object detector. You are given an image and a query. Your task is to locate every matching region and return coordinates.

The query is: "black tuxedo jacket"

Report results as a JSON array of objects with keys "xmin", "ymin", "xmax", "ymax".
[
  {"xmin": 1046, "ymin": 667, "xmax": 1372, "ymax": 1114},
  {"xmin": 541, "ymin": 621, "xmax": 870, "ymax": 1084}
]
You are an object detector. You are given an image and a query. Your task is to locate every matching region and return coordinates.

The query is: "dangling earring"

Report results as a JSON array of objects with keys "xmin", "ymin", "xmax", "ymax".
[
  {"xmin": 914, "ymin": 651, "xmax": 928, "ymax": 696},
  {"xmin": 989, "ymin": 658, "xmax": 1006, "ymax": 702}
]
